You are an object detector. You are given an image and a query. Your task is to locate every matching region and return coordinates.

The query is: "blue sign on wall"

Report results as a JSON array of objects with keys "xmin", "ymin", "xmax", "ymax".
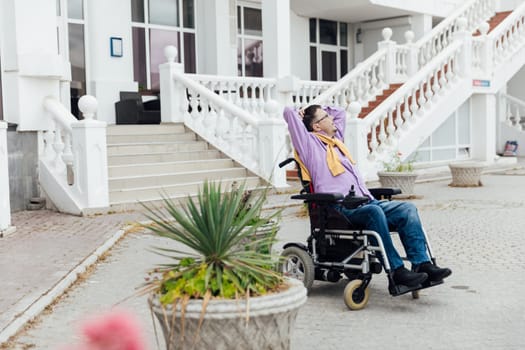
[{"xmin": 472, "ymin": 79, "xmax": 490, "ymax": 87}]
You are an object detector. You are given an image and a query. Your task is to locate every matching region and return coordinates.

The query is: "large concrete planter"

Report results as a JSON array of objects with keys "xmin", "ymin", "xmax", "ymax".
[
  {"xmin": 149, "ymin": 278, "xmax": 307, "ymax": 350},
  {"xmin": 377, "ymin": 171, "xmax": 418, "ymax": 195},
  {"xmin": 448, "ymin": 162, "xmax": 485, "ymax": 187}
]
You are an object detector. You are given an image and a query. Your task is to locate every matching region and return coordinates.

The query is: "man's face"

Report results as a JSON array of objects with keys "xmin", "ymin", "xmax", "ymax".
[{"xmin": 312, "ymin": 109, "xmax": 337, "ymax": 136}]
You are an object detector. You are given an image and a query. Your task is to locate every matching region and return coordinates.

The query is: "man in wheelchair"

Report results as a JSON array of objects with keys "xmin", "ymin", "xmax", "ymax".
[{"xmin": 282, "ymin": 104, "xmax": 451, "ymax": 308}]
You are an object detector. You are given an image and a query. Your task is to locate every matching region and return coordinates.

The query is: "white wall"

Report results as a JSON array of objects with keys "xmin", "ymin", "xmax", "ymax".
[
  {"xmin": 0, "ymin": 0, "xmax": 61, "ymax": 131},
  {"xmin": 358, "ymin": 16, "xmax": 411, "ymax": 61},
  {"xmin": 507, "ymin": 65, "xmax": 525, "ymax": 102},
  {"xmin": 86, "ymin": 0, "xmax": 137, "ymax": 124}
]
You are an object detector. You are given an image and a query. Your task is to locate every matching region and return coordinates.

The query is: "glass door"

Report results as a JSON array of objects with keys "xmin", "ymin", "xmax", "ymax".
[{"xmin": 320, "ymin": 47, "xmax": 338, "ymax": 82}]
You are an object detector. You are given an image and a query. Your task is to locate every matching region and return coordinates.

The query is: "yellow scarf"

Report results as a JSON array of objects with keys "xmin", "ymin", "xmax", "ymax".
[{"xmin": 294, "ymin": 133, "xmax": 356, "ymax": 182}]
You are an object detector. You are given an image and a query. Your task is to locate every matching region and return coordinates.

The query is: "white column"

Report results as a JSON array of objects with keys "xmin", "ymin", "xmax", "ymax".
[
  {"xmin": 196, "ymin": 0, "xmax": 237, "ymax": 75},
  {"xmin": 454, "ymin": 18, "xmax": 472, "ymax": 78},
  {"xmin": 0, "ymin": 0, "xmax": 63, "ymax": 131},
  {"xmin": 471, "ymin": 94, "xmax": 497, "ymax": 162},
  {"xmin": 0, "ymin": 122, "xmax": 12, "ymax": 233},
  {"xmin": 71, "ymin": 96, "xmax": 109, "ymax": 210},
  {"xmin": 159, "ymin": 46, "xmax": 185, "ymax": 123},
  {"xmin": 377, "ymin": 28, "xmax": 396, "ymax": 84},
  {"xmin": 343, "ymin": 103, "xmax": 372, "ymax": 175},
  {"xmin": 262, "ymin": 0, "xmax": 291, "ymax": 78},
  {"xmin": 477, "ymin": 22, "xmax": 492, "ymax": 75},
  {"xmin": 258, "ymin": 101, "xmax": 287, "ymax": 188},
  {"xmin": 86, "ymin": 0, "xmax": 137, "ymax": 124},
  {"xmin": 404, "ymin": 31, "xmax": 419, "ymax": 75}
]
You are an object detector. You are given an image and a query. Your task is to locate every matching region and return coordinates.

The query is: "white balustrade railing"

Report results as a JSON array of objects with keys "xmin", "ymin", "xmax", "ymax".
[
  {"xmin": 363, "ymin": 38, "xmax": 465, "ymax": 163},
  {"xmin": 415, "ymin": 0, "xmax": 495, "ymax": 67},
  {"xmin": 489, "ymin": 2, "xmax": 525, "ymax": 66},
  {"xmin": 188, "ymin": 74, "xmax": 277, "ymax": 117},
  {"xmin": 160, "ymin": 46, "xmax": 287, "ymax": 187},
  {"xmin": 310, "ymin": 48, "xmax": 389, "ymax": 110},
  {"xmin": 41, "ymin": 96, "xmax": 109, "ymax": 214},
  {"xmin": 471, "ymin": 2, "xmax": 525, "ymax": 76},
  {"xmin": 292, "ymin": 80, "xmax": 335, "ymax": 108},
  {"xmin": 0, "ymin": 121, "xmax": 11, "ymax": 232},
  {"xmin": 500, "ymin": 93, "xmax": 525, "ymax": 131}
]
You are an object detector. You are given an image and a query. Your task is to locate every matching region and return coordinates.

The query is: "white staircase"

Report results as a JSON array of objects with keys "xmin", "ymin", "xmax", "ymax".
[{"xmin": 106, "ymin": 124, "xmax": 261, "ymax": 206}]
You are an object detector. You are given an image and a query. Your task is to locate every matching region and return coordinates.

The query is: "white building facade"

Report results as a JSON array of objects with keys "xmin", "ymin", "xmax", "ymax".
[{"xmin": 1, "ymin": 0, "xmax": 525, "ymax": 223}]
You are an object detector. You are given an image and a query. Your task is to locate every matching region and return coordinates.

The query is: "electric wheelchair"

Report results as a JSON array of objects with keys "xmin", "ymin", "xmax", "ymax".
[{"xmin": 278, "ymin": 158, "xmax": 444, "ymax": 310}]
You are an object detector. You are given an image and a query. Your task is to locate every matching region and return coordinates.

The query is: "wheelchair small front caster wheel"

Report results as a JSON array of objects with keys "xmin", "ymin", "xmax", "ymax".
[
  {"xmin": 343, "ymin": 279, "xmax": 370, "ymax": 310},
  {"xmin": 279, "ymin": 246, "xmax": 315, "ymax": 291},
  {"xmin": 412, "ymin": 290, "xmax": 420, "ymax": 299}
]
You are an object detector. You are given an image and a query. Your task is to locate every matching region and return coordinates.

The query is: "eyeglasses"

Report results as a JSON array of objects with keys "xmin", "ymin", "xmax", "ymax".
[{"xmin": 313, "ymin": 114, "xmax": 330, "ymax": 124}]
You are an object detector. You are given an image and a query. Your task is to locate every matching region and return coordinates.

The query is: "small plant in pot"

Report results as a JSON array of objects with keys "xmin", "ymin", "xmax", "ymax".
[
  {"xmin": 377, "ymin": 151, "xmax": 418, "ymax": 196},
  {"xmin": 140, "ymin": 181, "xmax": 307, "ymax": 350}
]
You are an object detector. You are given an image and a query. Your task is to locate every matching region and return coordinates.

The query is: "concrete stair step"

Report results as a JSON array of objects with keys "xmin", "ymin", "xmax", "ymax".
[
  {"xmin": 358, "ymin": 83, "xmax": 403, "ymax": 119},
  {"xmin": 107, "ymin": 132, "xmax": 196, "ymax": 144},
  {"xmin": 108, "ymin": 159, "xmax": 236, "ymax": 177},
  {"xmin": 107, "ymin": 150, "xmax": 225, "ymax": 166},
  {"xmin": 109, "ymin": 176, "xmax": 262, "ymax": 205},
  {"xmin": 106, "ymin": 124, "xmax": 185, "ymax": 136},
  {"xmin": 109, "ymin": 168, "xmax": 249, "ymax": 190},
  {"xmin": 107, "ymin": 141, "xmax": 209, "ymax": 156}
]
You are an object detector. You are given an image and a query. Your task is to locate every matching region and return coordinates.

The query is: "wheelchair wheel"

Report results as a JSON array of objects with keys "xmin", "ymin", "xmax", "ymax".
[
  {"xmin": 280, "ymin": 247, "xmax": 315, "ymax": 291},
  {"xmin": 343, "ymin": 279, "xmax": 370, "ymax": 310}
]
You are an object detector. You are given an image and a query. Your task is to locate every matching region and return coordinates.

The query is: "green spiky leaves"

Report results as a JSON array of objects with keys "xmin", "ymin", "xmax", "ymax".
[{"xmin": 141, "ymin": 181, "xmax": 283, "ymax": 305}]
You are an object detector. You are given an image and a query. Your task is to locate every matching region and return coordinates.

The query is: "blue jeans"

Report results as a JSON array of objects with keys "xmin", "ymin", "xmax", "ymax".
[{"xmin": 335, "ymin": 200, "xmax": 429, "ymax": 270}]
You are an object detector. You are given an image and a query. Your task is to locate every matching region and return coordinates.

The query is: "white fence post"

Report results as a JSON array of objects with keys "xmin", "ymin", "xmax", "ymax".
[
  {"xmin": 377, "ymin": 28, "xmax": 396, "ymax": 85},
  {"xmin": 478, "ymin": 22, "xmax": 492, "ymax": 75},
  {"xmin": 258, "ymin": 101, "xmax": 287, "ymax": 188},
  {"xmin": 343, "ymin": 102, "xmax": 370, "ymax": 171},
  {"xmin": 277, "ymin": 75, "xmax": 300, "ymax": 107},
  {"xmin": 404, "ymin": 31, "xmax": 419, "ymax": 76},
  {"xmin": 72, "ymin": 96, "xmax": 109, "ymax": 210},
  {"xmin": 160, "ymin": 46, "xmax": 185, "ymax": 123},
  {"xmin": 454, "ymin": 17, "xmax": 473, "ymax": 78},
  {"xmin": 0, "ymin": 121, "xmax": 12, "ymax": 233}
]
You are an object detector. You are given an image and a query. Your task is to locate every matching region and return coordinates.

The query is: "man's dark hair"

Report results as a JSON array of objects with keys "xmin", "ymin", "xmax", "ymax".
[{"xmin": 302, "ymin": 104, "xmax": 322, "ymax": 132}]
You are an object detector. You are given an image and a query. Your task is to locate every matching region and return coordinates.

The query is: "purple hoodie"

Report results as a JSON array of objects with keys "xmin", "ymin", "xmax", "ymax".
[{"xmin": 283, "ymin": 106, "xmax": 372, "ymax": 199}]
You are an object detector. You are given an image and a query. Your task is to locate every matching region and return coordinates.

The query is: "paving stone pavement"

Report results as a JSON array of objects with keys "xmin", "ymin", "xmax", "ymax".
[{"xmin": 2, "ymin": 166, "xmax": 525, "ymax": 349}]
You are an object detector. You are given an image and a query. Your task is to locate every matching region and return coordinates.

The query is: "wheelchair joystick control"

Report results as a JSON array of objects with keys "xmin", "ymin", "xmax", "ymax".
[
  {"xmin": 343, "ymin": 185, "xmax": 369, "ymax": 209},
  {"xmin": 348, "ymin": 185, "xmax": 355, "ymax": 198}
]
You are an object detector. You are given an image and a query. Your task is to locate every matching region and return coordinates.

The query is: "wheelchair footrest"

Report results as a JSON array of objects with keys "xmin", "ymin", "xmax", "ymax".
[
  {"xmin": 389, "ymin": 283, "xmax": 423, "ymax": 296},
  {"xmin": 416, "ymin": 279, "xmax": 445, "ymax": 290}
]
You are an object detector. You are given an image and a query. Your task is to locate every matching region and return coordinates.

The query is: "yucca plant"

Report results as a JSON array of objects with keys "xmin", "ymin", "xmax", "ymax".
[
  {"xmin": 140, "ymin": 180, "xmax": 282, "ymax": 305},
  {"xmin": 140, "ymin": 181, "xmax": 306, "ymax": 350}
]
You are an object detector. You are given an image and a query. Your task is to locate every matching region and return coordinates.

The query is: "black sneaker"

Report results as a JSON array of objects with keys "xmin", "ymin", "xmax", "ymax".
[
  {"xmin": 393, "ymin": 266, "xmax": 428, "ymax": 287},
  {"xmin": 413, "ymin": 262, "xmax": 452, "ymax": 282}
]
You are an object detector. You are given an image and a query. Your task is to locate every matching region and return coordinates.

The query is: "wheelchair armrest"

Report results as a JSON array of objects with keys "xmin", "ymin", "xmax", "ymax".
[
  {"xmin": 342, "ymin": 195, "xmax": 369, "ymax": 209},
  {"xmin": 369, "ymin": 187, "xmax": 402, "ymax": 200},
  {"xmin": 291, "ymin": 192, "xmax": 344, "ymax": 203}
]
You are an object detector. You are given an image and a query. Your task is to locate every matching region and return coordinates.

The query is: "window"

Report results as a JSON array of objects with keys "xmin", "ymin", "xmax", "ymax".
[
  {"xmin": 309, "ymin": 18, "xmax": 349, "ymax": 81},
  {"xmin": 131, "ymin": 0, "xmax": 196, "ymax": 90},
  {"xmin": 56, "ymin": 0, "xmax": 87, "ymax": 118},
  {"xmin": 237, "ymin": 3, "xmax": 263, "ymax": 77},
  {"xmin": 412, "ymin": 100, "xmax": 471, "ymax": 162}
]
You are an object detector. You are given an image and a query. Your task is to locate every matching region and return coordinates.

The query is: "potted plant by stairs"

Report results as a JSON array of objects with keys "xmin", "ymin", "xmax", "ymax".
[
  {"xmin": 377, "ymin": 152, "xmax": 418, "ymax": 196},
  {"xmin": 140, "ymin": 181, "xmax": 307, "ymax": 350}
]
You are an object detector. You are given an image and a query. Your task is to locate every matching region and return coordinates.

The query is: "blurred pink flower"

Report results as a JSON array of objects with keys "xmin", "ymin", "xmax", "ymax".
[{"xmin": 62, "ymin": 309, "xmax": 146, "ymax": 350}]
